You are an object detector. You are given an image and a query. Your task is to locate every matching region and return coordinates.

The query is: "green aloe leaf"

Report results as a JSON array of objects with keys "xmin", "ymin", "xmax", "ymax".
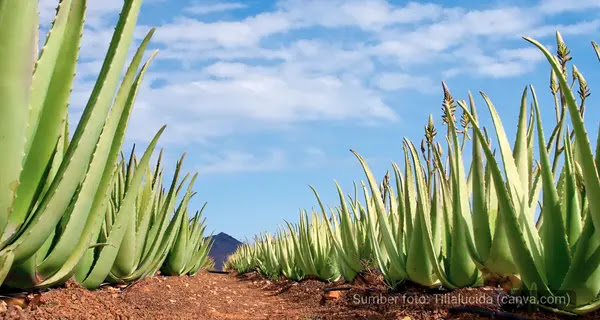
[
  {"xmin": 0, "ymin": 0, "xmax": 38, "ymax": 241},
  {"xmin": 80, "ymin": 126, "xmax": 165, "ymax": 289},
  {"xmin": 525, "ymin": 34, "xmax": 600, "ymax": 233}
]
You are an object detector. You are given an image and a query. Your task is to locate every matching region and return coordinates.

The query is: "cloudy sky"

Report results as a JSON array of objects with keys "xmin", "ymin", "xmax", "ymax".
[{"xmin": 40, "ymin": 0, "xmax": 600, "ymax": 240}]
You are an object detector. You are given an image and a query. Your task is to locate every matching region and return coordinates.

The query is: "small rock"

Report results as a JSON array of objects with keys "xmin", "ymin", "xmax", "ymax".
[
  {"xmin": 169, "ymin": 299, "xmax": 176, "ymax": 303},
  {"xmin": 0, "ymin": 301, "xmax": 7, "ymax": 313},
  {"xmin": 4, "ymin": 297, "xmax": 27, "ymax": 309},
  {"xmin": 323, "ymin": 290, "xmax": 342, "ymax": 300}
]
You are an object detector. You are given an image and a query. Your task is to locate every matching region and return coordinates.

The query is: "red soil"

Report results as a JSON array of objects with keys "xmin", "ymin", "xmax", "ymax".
[{"xmin": 1, "ymin": 271, "xmax": 597, "ymax": 319}]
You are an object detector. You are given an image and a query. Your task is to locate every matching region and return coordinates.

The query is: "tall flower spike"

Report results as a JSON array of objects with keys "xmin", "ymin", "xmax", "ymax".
[
  {"xmin": 572, "ymin": 65, "xmax": 590, "ymax": 101},
  {"xmin": 460, "ymin": 109, "xmax": 470, "ymax": 130},
  {"xmin": 550, "ymin": 69, "xmax": 559, "ymax": 94},
  {"xmin": 425, "ymin": 114, "xmax": 437, "ymax": 144},
  {"xmin": 556, "ymin": 31, "xmax": 571, "ymax": 75},
  {"xmin": 441, "ymin": 81, "xmax": 456, "ymax": 125}
]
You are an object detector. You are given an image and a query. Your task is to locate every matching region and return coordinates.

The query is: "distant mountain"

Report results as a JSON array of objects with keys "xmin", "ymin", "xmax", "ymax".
[{"xmin": 207, "ymin": 232, "xmax": 242, "ymax": 270}]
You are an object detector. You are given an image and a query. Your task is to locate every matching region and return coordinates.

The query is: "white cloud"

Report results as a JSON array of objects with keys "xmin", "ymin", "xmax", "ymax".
[
  {"xmin": 443, "ymin": 45, "xmax": 546, "ymax": 79},
  {"xmin": 125, "ymin": 60, "xmax": 395, "ymax": 144},
  {"xmin": 185, "ymin": 2, "xmax": 247, "ymax": 15},
  {"xmin": 37, "ymin": 0, "xmax": 600, "ymax": 153},
  {"xmin": 531, "ymin": 19, "xmax": 600, "ymax": 38},
  {"xmin": 151, "ymin": 14, "xmax": 292, "ymax": 49},
  {"xmin": 277, "ymin": 0, "xmax": 443, "ymax": 30},
  {"xmin": 374, "ymin": 73, "xmax": 436, "ymax": 93},
  {"xmin": 497, "ymin": 48, "xmax": 544, "ymax": 61},
  {"xmin": 194, "ymin": 150, "xmax": 286, "ymax": 173},
  {"xmin": 538, "ymin": 0, "xmax": 600, "ymax": 14}
]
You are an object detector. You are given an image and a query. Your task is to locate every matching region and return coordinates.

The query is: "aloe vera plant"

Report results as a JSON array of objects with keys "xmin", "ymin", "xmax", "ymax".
[
  {"xmin": 73, "ymin": 152, "xmax": 210, "ymax": 289},
  {"xmin": 225, "ymin": 243, "xmax": 257, "ymax": 274},
  {"xmin": 473, "ymin": 34, "xmax": 600, "ymax": 314},
  {"xmin": 312, "ymin": 183, "xmax": 370, "ymax": 282},
  {"xmin": 162, "ymin": 203, "xmax": 213, "ymax": 276},
  {"xmin": 225, "ymin": 30, "xmax": 600, "ymax": 316},
  {"xmin": 287, "ymin": 210, "xmax": 340, "ymax": 281},
  {"xmin": 0, "ymin": 0, "xmax": 169, "ymax": 289}
]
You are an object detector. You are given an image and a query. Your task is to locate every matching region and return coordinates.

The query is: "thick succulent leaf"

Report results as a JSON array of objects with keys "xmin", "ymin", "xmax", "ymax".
[
  {"xmin": 351, "ymin": 151, "xmax": 405, "ymax": 277},
  {"xmin": 0, "ymin": 251, "xmax": 15, "ymax": 285},
  {"xmin": 469, "ymin": 95, "xmax": 492, "ymax": 262},
  {"xmin": 479, "ymin": 93, "xmax": 545, "ymax": 273},
  {"xmin": 80, "ymin": 126, "xmax": 165, "ymax": 289},
  {"xmin": 460, "ymin": 104, "xmax": 550, "ymax": 295},
  {"xmin": 563, "ymin": 135, "xmax": 582, "ymax": 247},
  {"xmin": 0, "ymin": 0, "xmax": 38, "ymax": 240},
  {"xmin": 525, "ymin": 35, "xmax": 600, "ymax": 233},
  {"xmin": 7, "ymin": 0, "xmax": 145, "ymax": 262},
  {"xmin": 405, "ymin": 141, "xmax": 452, "ymax": 287},
  {"xmin": 37, "ymin": 48, "xmax": 158, "ymax": 288},
  {"xmin": 531, "ymin": 85, "xmax": 571, "ymax": 290},
  {"xmin": 560, "ymin": 213, "xmax": 600, "ymax": 307},
  {"xmin": 445, "ymin": 102, "xmax": 479, "ymax": 288},
  {"xmin": 7, "ymin": 0, "xmax": 78, "ymax": 241},
  {"xmin": 513, "ymin": 87, "xmax": 531, "ymax": 202}
]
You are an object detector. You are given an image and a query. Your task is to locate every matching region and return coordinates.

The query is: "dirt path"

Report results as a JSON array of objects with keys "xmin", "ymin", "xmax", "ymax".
[
  {"xmin": 1, "ymin": 272, "xmax": 324, "ymax": 320},
  {"xmin": 2, "ymin": 271, "xmax": 594, "ymax": 319}
]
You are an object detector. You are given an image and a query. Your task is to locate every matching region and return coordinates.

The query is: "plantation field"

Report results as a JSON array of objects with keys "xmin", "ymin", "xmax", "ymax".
[
  {"xmin": 3, "ymin": 0, "xmax": 600, "ymax": 319},
  {"xmin": 4, "ymin": 270, "xmax": 599, "ymax": 319}
]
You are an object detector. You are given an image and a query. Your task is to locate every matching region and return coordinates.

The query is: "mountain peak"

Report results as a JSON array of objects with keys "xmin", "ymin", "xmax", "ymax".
[{"xmin": 208, "ymin": 232, "xmax": 242, "ymax": 270}]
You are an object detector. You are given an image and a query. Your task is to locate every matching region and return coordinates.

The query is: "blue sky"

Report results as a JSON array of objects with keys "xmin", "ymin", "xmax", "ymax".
[{"xmin": 40, "ymin": 0, "xmax": 600, "ymax": 241}]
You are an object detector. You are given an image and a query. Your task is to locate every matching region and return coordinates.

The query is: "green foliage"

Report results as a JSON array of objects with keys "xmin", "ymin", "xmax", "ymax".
[
  {"xmin": 226, "ymin": 32, "xmax": 600, "ymax": 314},
  {"xmin": 0, "ymin": 0, "xmax": 210, "ymax": 291}
]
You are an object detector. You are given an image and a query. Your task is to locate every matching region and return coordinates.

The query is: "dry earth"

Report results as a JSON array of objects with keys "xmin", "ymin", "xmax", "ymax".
[{"xmin": 1, "ymin": 271, "xmax": 597, "ymax": 319}]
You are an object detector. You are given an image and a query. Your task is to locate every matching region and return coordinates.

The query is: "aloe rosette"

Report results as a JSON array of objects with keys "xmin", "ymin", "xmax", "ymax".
[{"xmin": 0, "ymin": 0, "xmax": 168, "ymax": 289}]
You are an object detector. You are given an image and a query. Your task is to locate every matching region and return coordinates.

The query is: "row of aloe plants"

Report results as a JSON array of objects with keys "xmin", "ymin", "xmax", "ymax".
[
  {"xmin": 225, "ymin": 32, "xmax": 600, "ymax": 315},
  {"xmin": 0, "ymin": 0, "xmax": 213, "ymax": 291}
]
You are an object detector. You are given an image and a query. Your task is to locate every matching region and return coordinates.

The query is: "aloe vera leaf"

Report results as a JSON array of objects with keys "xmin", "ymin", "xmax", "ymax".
[
  {"xmin": 164, "ymin": 185, "xmax": 195, "ymax": 275},
  {"xmin": 111, "ymin": 201, "xmax": 137, "ymax": 278},
  {"xmin": 479, "ymin": 93, "xmax": 545, "ymax": 273},
  {"xmin": 560, "ymin": 213, "xmax": 600, "ymax": 308},
  {"xmin": 513, "ymin": 87, "xmax": 531, "ymax": 201},
  {"xmin": 460, "ymin": 104, "xmax": 550, "ymax": 295},
  {"xmin": 392, "ymin": 163, "xmax": 406, "ymax": 250},
  {"xmin": 531, "ymin": 85, "xmax": 571, "ymax": 290},
  {"xmin": 0, "ymin": 251, "xmax": 15, "ymax": 285},
  {"xmin": 130, "ymin": 157, "xmax": 187, "ymax": 279},
  {"xmin": 525, "ymin": 35, "xmax": 600, "ymax": 233},
  {"xmin": 351, "ymin": 151, "xmax": 405, "ymax": 274},
  {"xmin": 405, "ymin": 141, "xmax": 453, "ymax": 288},
  {"xmin": 445, "ymin": 103, "xmax": 479, "ymax": 287},
  {"xmin": 563, "ymin": 136, "xmax": 583, "ymax": 246},
  {"xmin": 37, "ymin": 30, "xmax": 157, "ymax": 282},
  {"xmin": 7, "ymin": 0, "xmax": 76, "ymax": 240},
  {"xmin": 80, "ymin": 126, "xmax": 165, "ymax": 289},
  {"xmin": 7, "ymin": 0, "xmax": 144, "ymax": 262},
  {"xmin": 37, "ymin": 50, "xmax": 158, "ymax": 288},
  {"xmin": 403, "ymin": 149, "xmax": 417, "ymax": 238},
  {"xmin": 0, "ymin": 0, "xmax": 38, "ymax": 240},
  {"xmin": 469, "ymin": 95, "xmax": 492, "ymax": 261},
  {"xmin": 25, "ymin": 0, "xmax": 73, "ymax": 151},
  {"xmin": 312, "ymin": 186, "xmax": 360, "ymax": 277}
]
